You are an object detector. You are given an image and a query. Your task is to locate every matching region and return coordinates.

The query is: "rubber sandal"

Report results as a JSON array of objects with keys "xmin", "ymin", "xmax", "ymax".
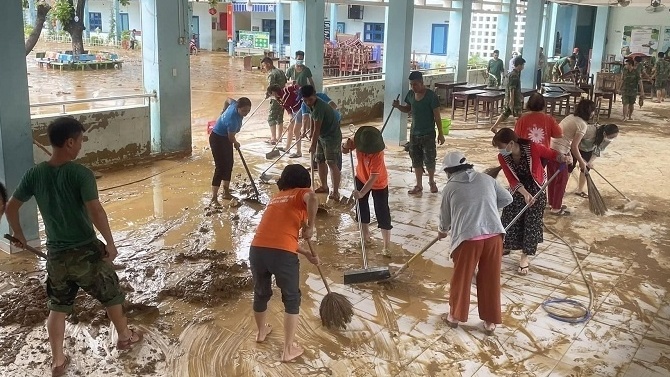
[
  {"xmin": 503, "ymin": 249, "xmax": 511, "ymax": 256},
  {"xmin": 117, "ymin": 329, "xmax": 144, "ymax": 350},
  {"xmin": 574, "ymin": 192, "xmax": 588, "ymax": 198},
  {"xmin": 517, "ymin": 265, "xmax": 529, "ymax": 275},
  {"xmin": 549, "ymin": 208, "xmax": 570, "ymax": 216},
  {"xmin": 429, "ymin": 182, "xmax": 439, "ymax": 193},
  {"xmin": 265, "ymin": 139, "xmax": 277, "ymax": 145},
  {"xmin": 381, "ymin": 248, "xmax": 391, "ymax": 258},
  {"xmin": 277, "ymin": 147, "xmax": 286, "ymax": 152},
  {"xmin": 51, "ymin": 355, "xmax": 70, "ymax": 377},
  {"xmin": 221, "ymin": 192, "xmax": 233, "ymax": 200},
  {"xmin": 440, "ymin": 313, "xmax": 459, "ymax": 328},
  {"xmin": 314, "ymin": 187, "xmax": 329, "ymax": 194},
  {"xmin": 484, "ymin": 322, "xmax": 496, "ymax": 336},
  {"xmin": 328, "ymin": 193, "xmax": 341, "ymax": 201},
  {"xmin": 289, "ymin": 153, "xmax": 302, "ymax": 158},
  {"xmin": 408, "ymin": 186, "xmax": 423, "ymax": 195}
]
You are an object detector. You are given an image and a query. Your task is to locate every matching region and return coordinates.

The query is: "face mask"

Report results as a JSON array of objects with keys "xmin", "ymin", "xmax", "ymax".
[
  {"xmin": 605, "ymin": 137, "xmax": 615, "ymax": 142},
  {"xmin": 499, "ymin": 143, "xmax": 513, "ymax": 156},
  {"xmin": 296, "ymin": 60, "xmax": 304, "ymax": 65}
]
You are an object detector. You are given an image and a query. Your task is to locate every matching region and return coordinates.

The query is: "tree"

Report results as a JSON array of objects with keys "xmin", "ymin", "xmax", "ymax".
[
  {"xmin": 24, "ymin": 0, "xmax": 52, "ymax": 56},
  {"xmin": 53, "ymin": 0, "xmax": 129, "ymax": 55}
]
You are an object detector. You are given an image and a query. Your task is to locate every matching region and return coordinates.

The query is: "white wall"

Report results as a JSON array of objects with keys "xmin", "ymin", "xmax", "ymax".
[
  {"xmin": 191, "ymin": 2, "xmax": 214, "ymax": 50},
  {"xmin": 412, "ymin": 9, "xmax": 450, "ymax": 55},
  {"xmin": 605, "ymin": 7, "xmax": 670, "ymax": 59},
  {"xmin": 85, "ymin": 0, "xmax": 140, "ymax": 34},
  {"xmin": 335, "ymin": 4, "xmax": 386, "ymax": 38}
]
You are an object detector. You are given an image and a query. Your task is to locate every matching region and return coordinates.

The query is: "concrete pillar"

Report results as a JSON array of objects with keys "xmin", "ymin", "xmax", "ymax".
[
  {"xmin": 329, "ymin": 4, "xmax": 338, "ymax": 43},
  {"xmin": 496, "ymin": 0, "xmax": 517, "ymax": 61},
  {"xmin": 544, "ymin": 2, "xmax": 558, "ymax": 57},
  {"xmin": 28, "ymin": 0, "xmax": 37, "ymax": 26},
  {"xmin": 304, "ymin": 0, "xmax": 325, "ymax": 91},
  {"xmin": 447, "ymin": 0, "xmax": 472, "ymax": 83},
  {"xmin": 275, "ymin": 0, "xmax": 284, "ymax": 55},
  {"xmin": 114, "ymin": 0, "xmax": 122, "ymax": 44},
  {"xmin": 589, "ymin": 6, "xmax": 609, "ymax": 79},
  {"xmin": 382, "ymin": 0, "xmax": 414, "ymax": 145},
  {"xmin": 289, "ymin": 2, "xmax": 305, "ymax": 59},
  {"xmin": 520, "ymin": 0, "xmax": 544, "ymax": 88},
  {"xmin": 83, "ymin": 0, "xmax": 90, "ymax": 38},
  {"xmin": 0, "ymin": 1, "xmax": 39, "ymax": 253},
  {"xmin": 141, "ymin": 0, "xmax": 192, "ymax": 154}
]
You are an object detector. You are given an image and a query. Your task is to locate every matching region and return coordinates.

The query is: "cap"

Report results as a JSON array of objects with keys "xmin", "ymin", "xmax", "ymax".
[{"xmin": 441, "ymin": 151, "xmax": 467, "ymax": 171}]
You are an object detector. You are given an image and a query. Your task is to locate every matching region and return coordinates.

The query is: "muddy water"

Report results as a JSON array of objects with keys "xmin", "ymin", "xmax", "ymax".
[{"xmin": 5, "ymin": 40, "xmax": 670, "ymax": 376}]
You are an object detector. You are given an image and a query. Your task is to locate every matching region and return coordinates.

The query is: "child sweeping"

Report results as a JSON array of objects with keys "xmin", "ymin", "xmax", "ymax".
[
  {"xmin": 249, "ymin": 164, "xmax": 319, "ymax": 362},
  {"xmin": 342, "ymin": 126, "xmax": 393, "ymax": 257}
]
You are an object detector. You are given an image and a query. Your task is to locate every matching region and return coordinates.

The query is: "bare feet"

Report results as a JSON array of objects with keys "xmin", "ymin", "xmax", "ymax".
[
  {"xmin": 256, "ymin": 323, "xmax": 272, "ymax": 343},
  {"xmin": 282, "ymin": 342, "xmax": 304, "ymax": 362},
  {"xmin": 209, "ymin": 199, "xmax": 222, "ymax": 208}
]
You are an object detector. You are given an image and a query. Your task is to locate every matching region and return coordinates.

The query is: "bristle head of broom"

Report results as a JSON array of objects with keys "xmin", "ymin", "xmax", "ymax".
[
  {"xmin": 483, "ymin": 166, "xmax": 502, "ymax": 178},
  {"xmin": 586, "ymin": 174, "xmax": 607, "ymax": 216},
  {"xmin": 319, "ymin": 292, "xmax": 354, "ymax": 330}
]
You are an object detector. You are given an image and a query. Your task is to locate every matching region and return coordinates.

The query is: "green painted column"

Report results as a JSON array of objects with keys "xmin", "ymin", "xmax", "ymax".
[
  {"xmin": 141, "ymin": 0, "xmax": 192, "ymax": 154},
  {"xmin": 304, "ymin": 0, "xmax": 325, "ymax": 91},
  {"xmin": 447, "ymin": 0, "xmax": 473, "ymax": 82},
  {"xmin": 0, "ymin": 1, "xmax": 39, "ymax": 252}
]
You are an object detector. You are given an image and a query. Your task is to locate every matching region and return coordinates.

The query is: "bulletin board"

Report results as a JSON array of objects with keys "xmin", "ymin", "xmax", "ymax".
[
  {"xmin": 660, "ymin": 27, "xmax": 670, "ymax": 56},
  {"xmin": 238, "ymin": 30, "xmax": 270, "ymax": 49},
  {"xmin": 621, "ymin": 25, "xmax": 660, "ymax": 56}
]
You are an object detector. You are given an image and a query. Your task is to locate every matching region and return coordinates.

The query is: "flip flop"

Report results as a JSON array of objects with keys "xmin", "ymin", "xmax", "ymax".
[
  {"xmin": 574, "ymin": 192, "xmax": 588, "ymax": 198},
  {"xmin": 549, "ymin": 208, "xmax": 570, "ymax": 216},
  {"xmin": 314, "ymin": 187, "xmax": 329, "ymax": 194},
  {"xmin": 408, "ymin": 186, "xmax": 423, "ymax": 195},
  {"xmin": 51, "ymin": 355, "xmax": 70, "ymax": 377},
  {"xmin": 429, "ymin": 182, "xmax": 439, "ymax": 193},
  {"xmin": 484, "ymin": 322, "xmax": 497, "ymax": 336},
  {"xmin": 517, "ymin": 265, "xmax": 529, "ymax": 275},
  {"xmin": 117, "ymin": 329, "xmax": 143, "ymax": 350},
  {"xmin": 440, "ymin": 313, "xmax": 459, "ymax": 328}
]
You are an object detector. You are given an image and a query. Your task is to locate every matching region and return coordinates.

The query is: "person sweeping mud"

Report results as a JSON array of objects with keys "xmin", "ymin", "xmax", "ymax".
[
  {"xmin": 209, "ymin": 97, "xmax": 252, "ymax": 206},
  {"xmin": 4, "ymin": 117, "xmax": 143, "ymax": 377},
  {"xmin": 575, "ymin": 124, "xmax": 619, "ymax": 198},
  {"xmin": 249, "ymin": 164, "xmax": 319, "ymax": 362},
  {"xmin": 392, "ymin": 71, "xmax": 445, "ymax": 195},
  {"xmin": 341, "ymin": 126, "xmax": 393, "ymax": 257},
  {"xmin": 492, "ymin": 129, "xmax": 571, "ymax": 275},
  {"xmin": 267, "ymin": 83, "xmax": 303, "ymax": 157},
  {"xmin": 301, "ymin": 85, "xmax": 343, "ymax": 200},
  {"xmin": 261, "ymin": 57, "xmax": 287, "ymax": 145},
  {"xmin": 438, "ymin": 151, "xmax": 512, "ymax": 335}
]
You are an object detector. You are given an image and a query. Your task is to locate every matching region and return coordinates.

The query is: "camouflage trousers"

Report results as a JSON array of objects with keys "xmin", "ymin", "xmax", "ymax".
[
  {"xmin": 46, "ymin": 239, "xmax": 125, "ymax": 313},
  {"xmin": 268, "ymin": 100, "xmax": 284, "ymax": 127}
]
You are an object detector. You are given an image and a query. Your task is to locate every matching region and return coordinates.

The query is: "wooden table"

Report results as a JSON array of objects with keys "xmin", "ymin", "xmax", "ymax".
[
  {"xmin": 542, "ymin": 92, "xmax": 570, "ymax": 117},
  {"xmin": 454, "ymin": 83, "xmax": 488, "ymax": 92},
  {"xmin": 452, "ymin": 89, "xmax": 486, "ymax": 121},
  {"xmin": 434, "ymin": 81, "xmax": 467, "ymax": 106},
  {"xmin": 521, "ymin": 88, "xmax": 538, "ymax": 98},
  {"xmin": 474, "ymin": 91, "xmax": 505, "ymax": 124}
]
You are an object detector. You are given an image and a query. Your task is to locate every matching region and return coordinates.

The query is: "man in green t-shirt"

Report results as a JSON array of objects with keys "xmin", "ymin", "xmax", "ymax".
[
  {"xmin": 552, "ymin": 55, "xmax": 576, "ymax": 81},
  {"xmin": 392, "ymin": 71, "xmax": 445, "ymax": 195},
  {"xmin": 286, "ymin": 50, "xmax": 315, "ymax": 88},
  {"xmin": 5, "ymin": 117, "xmax": 143, "ymax": 376},
  {"xmin": 262, "ymin": 57, "xmax": 288, "ymax": 144},
  {"xmin": 652, "ymin": 52, "xmax": 670, "ymax": 103},
  {"xmin": 491, "ymin": 57, "xmax": 525, "ymax": 133},
  {"xmin": 620, "ymin": 57, "xmax": 643, "ymax": 121},
  {"xmin": 487, "ymin": 50, "xmax": 505, "ymax": 88},
  {"xmin": 301, "ymin": 85, "xmax": 342, "ymax": 200}
]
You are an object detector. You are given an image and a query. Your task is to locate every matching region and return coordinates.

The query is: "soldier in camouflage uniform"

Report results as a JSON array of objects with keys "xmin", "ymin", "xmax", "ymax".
[
  {"xmin": 620, "ymin": 57, "xmax": 643, "ymax": 121},
  {"xmin": 261, "ymin": 57, "xmax": 287, "ymax": 144},
  {"xmin": 652, "ymin": 52, "xmax": 670, "ymax": 103},
  {"xmin": 491, "ymin": 56, "xmax": 525, "ymax": 133},
  {"xmin": 5, "ymin": 117, "xmax": 143, "ymax": 377}
]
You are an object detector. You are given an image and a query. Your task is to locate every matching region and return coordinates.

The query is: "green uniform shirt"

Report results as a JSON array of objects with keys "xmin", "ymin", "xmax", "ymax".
[
  {"xmin": 655, "ymin": 60, "xmax": 670, "ymax": 80},
  {"xmin": 556, "ymin": 57, "xmax": 570, "ymax": 73},
  {"xmin": 267, "ymin": 67, "xmax": 287, "ymax": 88},
  {"xmin": 487, "ymin": 59, "xmax": 505, "ymax": 83},
  {"xmin": 306, "ymin": 97, "xmax": 341, "ymax": 139},
  {"xmin": 621, "ymin": 68, "xmax": 641, "ymax": 96},
  {"xmin": 286, "ymin": 65, "xmax": 313, "ymax": 87},
  {"xmin": 405, "ymin": 89, "xmax": 439, "ymax": 137},
  {"xmin": 506, "ymin": 70, "xmax": 523, "ymax": 108},
  {"xmin": 13, "ymin": 162, "xmax": 98, "ymax": 252}
]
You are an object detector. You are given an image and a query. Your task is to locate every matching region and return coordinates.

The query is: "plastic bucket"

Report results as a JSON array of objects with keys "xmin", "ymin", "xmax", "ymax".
[{"xmin": 441, "ymin": 118, "xmax": 451, "ymax": 136}]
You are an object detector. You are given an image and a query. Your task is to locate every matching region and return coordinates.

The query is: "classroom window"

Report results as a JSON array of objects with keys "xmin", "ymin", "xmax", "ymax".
[
  {"xmin": 88, "ymin": 12, "xmax": 102, "ymax": 31},
  {"xmin": 363, "ymin": 23, "xmax": 384, "ymax": 43},
  {"xmin": 430, "ymin": 24, "xmax": 448, "ymax": 55}
]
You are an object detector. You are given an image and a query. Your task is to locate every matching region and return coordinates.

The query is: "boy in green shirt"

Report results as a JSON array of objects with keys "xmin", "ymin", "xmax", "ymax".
[
  {"xmin": 652, "ymin": 52, "xmax": 670, "ymax": 102},
  {"xmin": 491, "ymin": 57, "xmax": 525, "ymax": 133},
  {"xmin": 301, "ymin": 85, "xmax": 342, "ymax": 200},
  {"xmin": 392, "ymin": 71, "xmax": 445, "ymax": 195},
  {"xmin": 620, "ymin": 57, "xmax": 643, "ymax": 121},
  {"xmin": 487, "ymin": 49, "xmax": 505, "ymax": 87},
  {"xmin": 286, "ymin": 50, "xmax": 315, "ymax": 88},
  {"xmin": 5, "ymin": 117, "xmax": 142, "ymax": 376},
  {"xmin": 262, "ymin": 57, "xmax": 287, "ymax": 144}
]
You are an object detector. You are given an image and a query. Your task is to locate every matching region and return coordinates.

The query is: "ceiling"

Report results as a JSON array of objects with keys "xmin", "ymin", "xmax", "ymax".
[{"xmin": 551, "ymin": 0, "xmax": 663, "ymax": 7}]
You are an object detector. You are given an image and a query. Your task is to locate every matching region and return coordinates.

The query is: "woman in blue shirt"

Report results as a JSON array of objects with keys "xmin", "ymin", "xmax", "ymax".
[{"xmin": 209, "ymin": 97, "xmax": 252, "ymax": 207}]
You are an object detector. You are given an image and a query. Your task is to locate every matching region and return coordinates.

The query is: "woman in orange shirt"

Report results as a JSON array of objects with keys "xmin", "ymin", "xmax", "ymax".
[
  {"xmin": 342, "ymin": 126, "xmax": 393, "ymax": 257},
  {"xmin": 510, "ymin": 93, "xmax": 562, "ymax": 148},
  {"xmin": 249, "ymin": 164, "xmax": 318, "ymax": 362}
]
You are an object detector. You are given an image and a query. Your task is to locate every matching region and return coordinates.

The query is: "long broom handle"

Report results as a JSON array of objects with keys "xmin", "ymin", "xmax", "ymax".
[
  {"xmin": 379, "ymin": 94, "xmax": 401, "ymax": 135},
  {"xmin": 503, "ymin": 165, "xmax": 563, "ymax": 230},
  {"xmin": 306, "ymin": 239, "xmax": 331, "ymax": 294},
  {"xmin": 235, "ymin": 146, "xmax": 261, "ymax": 199},
  {"xmin": 240, "ymin": 97, "xmax": 267, "ymax": 128},
  {"xmin": 4, "ymin": 234, "xmax": 47, "ymax": 259},
  {"xmin": 389, "ymin": 237, "xmax": 439, "ymax": 279},
  {"xmin": 259, "ymin": 134, "xmax": 306, "ymax": 178},
  {"xmin": 591, "ymin": 168, "xmax": 630, "ymax": 201},
  {"xmin": 350, "ymin": 151, "xmax": 368, "ymax": 269},
  {"xmin": 310, "ymin": 152, "xmax": 316, "ymax": 190},
  {"xmin": 267, "ymin": 109, "xmax": 301, "ymax": 153}
]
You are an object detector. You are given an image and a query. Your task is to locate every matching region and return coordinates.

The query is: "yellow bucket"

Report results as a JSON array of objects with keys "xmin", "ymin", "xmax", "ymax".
[{"xmin": 441, "ymin": 118, "xmax": 451, "ymax": 135}]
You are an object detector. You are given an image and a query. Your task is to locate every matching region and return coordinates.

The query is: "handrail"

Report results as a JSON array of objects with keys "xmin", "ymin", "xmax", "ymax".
[
  {"xmin": 30, "ymin": 92, "xmax": 157, "ymax": 108},
  {"xmin": 323, "ymin": 67, "xmax": 456, "ymax": 83}
]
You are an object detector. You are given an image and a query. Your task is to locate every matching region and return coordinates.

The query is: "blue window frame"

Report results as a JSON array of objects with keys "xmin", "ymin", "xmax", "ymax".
[
  {"xmin": 431, "ymin": 24, "xmax": 448, "ymax": 55},
  {"xmin": 119, "ymin": 13, "xmax": 129, "ymax": 31},
  {"xmin": 363, "ymin": 23, "xmax": 384, "ymax": 43},
  {"xmin": 89, "ymin": 12, "xmax": 102, "ymax": 32}
]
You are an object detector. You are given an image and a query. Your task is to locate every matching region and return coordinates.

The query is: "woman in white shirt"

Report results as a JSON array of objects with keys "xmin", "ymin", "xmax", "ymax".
[{"xmin": 547, "ymin": 99, "xmax": 597, "ymax": 215}]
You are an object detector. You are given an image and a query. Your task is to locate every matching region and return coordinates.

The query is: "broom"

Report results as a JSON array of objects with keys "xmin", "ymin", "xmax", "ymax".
[
  {"xmin": 585, "ymin": 170, "xmax": 607, "ymax": 216},
  {"xmin": 306, "ymin": 240, "xmax": 354, "ymax": 329}
]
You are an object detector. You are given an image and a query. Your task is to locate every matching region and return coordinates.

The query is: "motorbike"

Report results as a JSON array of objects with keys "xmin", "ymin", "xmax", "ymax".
[{"xmin": 189, "ymin": 38, "xmax": 198, "ymax": 55}]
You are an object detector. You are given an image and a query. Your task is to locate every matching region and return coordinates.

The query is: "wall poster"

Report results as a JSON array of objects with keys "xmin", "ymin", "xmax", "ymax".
[
  {"xmin": 621, "ymin": 25, "xmax": 660, "ymax": 56},
  {"xmin": 660, "ymin": 27, "xmax": 670, "ymax": 56}
]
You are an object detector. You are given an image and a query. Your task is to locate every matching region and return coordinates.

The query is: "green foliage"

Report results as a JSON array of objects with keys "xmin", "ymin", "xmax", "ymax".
[
  {"xmin": 467, "ymin": 54, "xmax": 487, "ymax": 68},
  {"xmin": 208, "ymin": 0, "xmax": 219, "ymax": 6},
  {"xmin": 52, "ymin": 0, "xmax": 74, "ymax": 26},
  {"xmin": 121, "ymin": 30, "xmax": 130, "ymax": 41},
  {"xmin": 108, "ymin": 5, "xmax": 116, "ymax": 42},
  {"xmin": 23, "ymin": 0, "xmax": 29, "ymax": 8},
  {"xmin": 24, "ymin": 24, "xmax": 34, "ymax": 36},
  {"xmin": 90, "ymin": 35, "xmax": 103, "ymax": 45}
]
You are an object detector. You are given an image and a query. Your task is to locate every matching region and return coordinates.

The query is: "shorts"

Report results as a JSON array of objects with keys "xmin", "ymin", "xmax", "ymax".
[
  {"xmin": 579, "ymin": 149, "xmax": 593, "ymax": 164},
  {"xmin": 316, "ymin": 135, "xmax": 343, "ymax": 170},
  {"xmin": 621, "ymin": 95, "xmax": 636, "ymax": 105},
  {"xmin": 46, "ymin": 240, "xmax": 125, "ymax": 313},
  {"xmin": 249, "ymin": 246, "xmax": 301, "ymax": 314},
  {"xmin": 409, "ymin": 133, "xmax": 437, "ymax": 170},
  {"xmin": 268, "ymin": 100, "xmax": 284, "ymax": 126},
  {"xmin": 655, "ymin": 79, "xmax": 668, "ymax": 90}
]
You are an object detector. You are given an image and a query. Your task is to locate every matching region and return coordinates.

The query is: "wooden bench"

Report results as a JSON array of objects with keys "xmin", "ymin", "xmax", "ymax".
[
  {"xmin": 452, "ymin": 89, "xmax": 486, "ymax": 121},
  {"xmin": 434, "ymin": 81, "xmax": 467, "ymax": 107}
]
